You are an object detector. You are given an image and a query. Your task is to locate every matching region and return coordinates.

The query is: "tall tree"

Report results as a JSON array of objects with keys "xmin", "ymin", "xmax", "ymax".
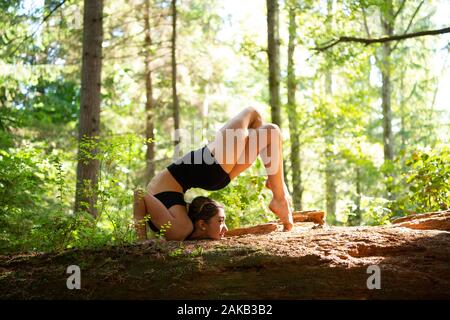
[
  {"xmin": 171, "ymin": 0, "xmax": 180, "ymax": 149},
  {"xmin": 266, "ymin": 0, "xmax": 281, "ymax": 127},
  {"xmin": 286, "ymin": 3, "xmax": 303, "ymax": 210},
  {"xmin": 144, "ymin": 0, "xmax": 155, "ymax": 183},
  {"xmin": 380, "ymin": 0, "xmax": 394, "ymax": 163},
  {"xmin": 74, "ymin": 0, "xmax": 103, "ymax": 216},
  {"xmin": 267, "ymin": 0, "xmax": 290, "ymax": 194},
  {"xmin": 324, "ymin": 0, "xmax": 337, "ymax": 222}
]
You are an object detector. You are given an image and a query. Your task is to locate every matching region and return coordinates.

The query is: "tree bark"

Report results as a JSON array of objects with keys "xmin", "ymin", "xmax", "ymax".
[
  {"xmin": 379, "ymin": 0, "xmax": 396, "ymax": 200},
  {"xmin": 392, "ymin": 210, "xmax": 450, "ymax": 232},
  {"xmin": 225, "ymin": 223, "xmax": 278, "ymax": 237},
  {"xmin": 324, "ymin": 123, "xmax": 336, "ymax": 224},
  {"xmin": 266, "ymin": 0, "xmax": 281, "ymax": 127},
  {"xmin": 392, "ymin": 210, "xmax": 450, "ymax": 224},
  {"xmin": 171, "ymin": 0, "xmax": 180, "ymax": 148},
  {"xmin": 286, "ymin": 5, "xmax": 303, "ymax": 211},
  {"xmin": 74, "ymin": 0, "xmax": 103, "ymax": 217},
  {"xmin": 144, "ymin": 0, "xmax": 155, "ymax": 184},
  {"xmin": 349, "ymin": 166, "xmax": 362, "ymax": 225},
  {"xmin": 292, "ymin": 210, "xmax": 325, "ymax": 224}
]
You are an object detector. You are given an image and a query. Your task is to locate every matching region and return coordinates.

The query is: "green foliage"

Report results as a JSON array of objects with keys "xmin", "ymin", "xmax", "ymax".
[
  {"xmin": 345, "ymin": 196, "xmax": 393, "ymax": 226},
  {"xmin": 168, "ymin": 243, "xmax": 204, "ymax": 258},
  {"xmin": 0, "ymin": 133, "xmax": 152, "ymax": 253},
  {"xmin": 23, "ymin": 78, "xmax": 80, "ymax": 126},
  {"xmin": 75, "ymin": 134, "xmax": 152, "ymax": 245},
  {"xmin": 391, "ymin": 147, "xmax": 450, "ymax": 215},
  {"xmin": 208, "ymin": 159, "xmax": 276, "ymax": 230},
  {"xmin": 0, "ymin": 145, "xmax": 50, "ymax": 251},
  {"xmin": 0, "ymin": 143, "xmax": 78, "ymax": 252}
]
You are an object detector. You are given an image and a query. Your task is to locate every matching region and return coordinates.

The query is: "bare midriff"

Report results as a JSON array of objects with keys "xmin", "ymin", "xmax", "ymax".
[
  {"xmin": 146, "ymin": 168, "xmax": 183, "ymax": 195},
  {"xmin": 146, "ymin": 168, "xmax": 187, "ymax": 218},
  {"xmin": 147, "ymin": 142, "xmax": 231, "ymax": 195}
]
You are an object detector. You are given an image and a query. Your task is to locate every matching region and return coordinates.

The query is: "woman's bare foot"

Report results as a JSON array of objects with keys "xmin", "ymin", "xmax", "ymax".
[{"xmin": 269, "ymin": 196, "xmax": 294, "ymax": 231}]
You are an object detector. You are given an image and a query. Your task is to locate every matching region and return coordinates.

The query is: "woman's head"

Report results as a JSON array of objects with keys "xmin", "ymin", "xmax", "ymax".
[{"xmin": 187, "ymin": 196, "xmax": 228, "ymax": 240}]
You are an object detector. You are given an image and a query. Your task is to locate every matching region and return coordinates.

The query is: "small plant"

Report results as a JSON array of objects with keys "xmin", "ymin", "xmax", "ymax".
[
  {"xmin": 168, "ymin": 244, "xmax": 185, "ymax": 258},
  {"xmin": 168, "ymin": 244, "xmax": 204, "ymax": 258},
  {"xmin": 155, "ymin": 221, "xmax": 172, "ymax": 239},
  {"xmin": 186, "ymin": 246, "xmax": 204, "ymax": 257}
]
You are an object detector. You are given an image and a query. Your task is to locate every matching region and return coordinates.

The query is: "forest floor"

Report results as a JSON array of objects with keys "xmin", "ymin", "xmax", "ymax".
[{"xmin": 1, "ymin": 219, "xmax": 449, "ymax": 299}]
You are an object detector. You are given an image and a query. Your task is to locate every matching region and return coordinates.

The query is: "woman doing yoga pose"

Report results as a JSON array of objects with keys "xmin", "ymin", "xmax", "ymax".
[{"xmin": 133, "ymin": 106, "xmax": 294, "ymax": 241}]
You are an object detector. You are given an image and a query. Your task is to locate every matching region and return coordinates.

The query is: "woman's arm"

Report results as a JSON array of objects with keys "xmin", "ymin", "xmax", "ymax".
[
  {"xmin": 133, "ymin": 190, "xmax": 150, "ymax": 241},
  {"xmin": 134, "ymin": 190, "xmax": 192, "ymax": 241}
]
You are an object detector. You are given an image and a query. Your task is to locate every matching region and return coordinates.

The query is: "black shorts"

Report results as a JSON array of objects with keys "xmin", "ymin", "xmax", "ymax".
[
  {"xmin": 167, "ymin": 144, "xmax": 231, "ymax": 193},
  {"xmin": 148, "ymin": 191, "xmax": 186, "ymax": 233}
]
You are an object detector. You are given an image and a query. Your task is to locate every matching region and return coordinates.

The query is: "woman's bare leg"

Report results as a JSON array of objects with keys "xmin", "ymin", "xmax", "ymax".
[
  {"xmin": 207, "ymin": 106, "xmax": 262, "ymax": 174},
  {"xmin": 262, "ymin": 125, "xmax": 294, "ymax": 231},
  {"xmin": 206, "ymin": 107, "xmax": 293, "ymax": 230},
  {"xmin": 228, "ymin": 124, "xmax": 294, "ymax": 231}
]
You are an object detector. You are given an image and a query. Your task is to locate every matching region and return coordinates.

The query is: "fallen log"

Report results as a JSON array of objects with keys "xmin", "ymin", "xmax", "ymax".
[
  {"xmin": 391, "ymin": 210, "xmax": 450, "ymax": 224},
  {"xmin": 267, "ymin": 210, "xmax": 326, "ymax": 225},
  {"xmin": 391, "ymin": 210, "xmax": 450, "ymax": 232},
  {"xmin": 225, "ymin": 210, "xmax": 326, "ymax": 237},
  {"xmin": 225, "ymin": 223, "xmax": 278, "ymax": 237},
  {"xmin": 292, "ymin": 210, "xmax": 326, "ymax": 225},
  {"xmin": 3, "ymin": 224, "xmax": 450, "ymax": 299}
]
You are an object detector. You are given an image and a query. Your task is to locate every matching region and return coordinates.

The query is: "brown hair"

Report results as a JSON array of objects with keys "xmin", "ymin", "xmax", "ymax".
[{"xmin": 187, "ymin": 196, "xmax": 223, "ymax": 224}]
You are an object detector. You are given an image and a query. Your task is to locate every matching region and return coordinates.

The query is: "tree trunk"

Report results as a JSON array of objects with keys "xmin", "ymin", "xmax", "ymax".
[
  {"xmin": 324, "ymin": 131, "xmax": 336, "ymax": 224},
  {"xmin": 324, "ymin": 0, "xmax": 336, "ymax": 224},
  {"xmin": 144, "ymin": 0, "xmax": 155, "ymax": 184},
  {"xmin": 356, "ymin": 166, "xmax": 361, "ymax": 216},
  {"xmin": 171, "ymin": 0, "xmax": 180, "ymax": 148},
  {"xmin": 266, "ymin": 0, "xmax": 281, "ymax": 127},
  {"xmin": 74, "ymin": 0, "xmax": 103, "ymax": 217},
  {"xmin": 379, "ymin": 0, "xmax": 395, "ymax": 200},
  {"xmin": 324, "ymin": 106, "xmax": 336, "ymax": 223},
  {"xmin": 349, "ymin": 166, "xmax": 362, "ymax": 226},
  {"xmin": 286, "ymin": 5, "xmax": 303, "ymax": 211},
  {"xmin": 398, "ymin": 68, "xmax": 410, "ymax": 172},
  {"xmin": 399, "ymin": 70, "xmax": 406, "ymax": 155},
  {"xmin": 380, "ymin": 1, "xmax": 394, "ymax": 162}
]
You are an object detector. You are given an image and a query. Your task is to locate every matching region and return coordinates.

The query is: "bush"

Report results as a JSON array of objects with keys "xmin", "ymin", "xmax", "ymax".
[
  {"xmin": 0, "ymin": 134, "xmax": 147, "ymax": 254},
  {"xmin": 0, "ymin": 144, "xmax": 59, "ymax": 252},
  {"xmin": 207, "ymin": 158, "xmax": 276, "ymax": 230},
  {"xmin": 391, "ymin": 146, "xmax": 449, "ymax": 215}
]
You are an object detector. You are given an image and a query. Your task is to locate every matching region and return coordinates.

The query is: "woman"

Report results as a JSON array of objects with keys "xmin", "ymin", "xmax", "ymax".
[{"xmin": 133, "ymin": 106, "xmax": 294, "ymax": 241}]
